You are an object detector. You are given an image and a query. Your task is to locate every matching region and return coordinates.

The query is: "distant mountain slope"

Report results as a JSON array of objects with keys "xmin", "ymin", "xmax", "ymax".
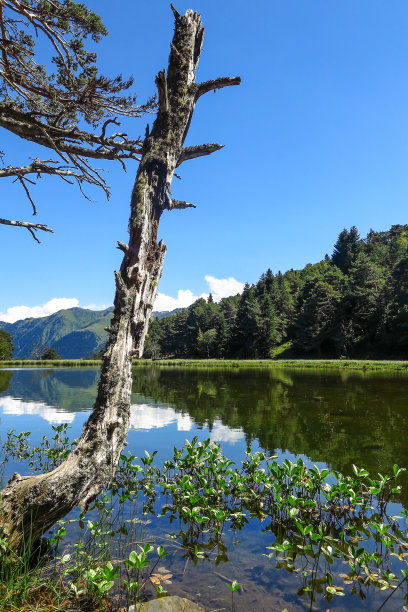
[
  {"xmin": 152, "ymin": 308, "xmax": 183, "ymax": 320},
  {"xmin": 0, "ymin": 306, "xmax": 178, "ymax": 359},
  {"xmin": 0, "ymin": 307, "xmax": 113, "ymax": 359}
]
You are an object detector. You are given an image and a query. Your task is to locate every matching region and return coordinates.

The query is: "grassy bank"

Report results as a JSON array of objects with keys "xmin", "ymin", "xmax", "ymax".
[
  {"xmin": 0, "ymin": 359, "xmax": 101, "ymax": 367},
  {"xmin": 133, "ymin": 358, "xmax": 408, "ymax": 372},
  {"xmin": 2, "ymin": 358, "xmax": 408, "ymax": 371}
]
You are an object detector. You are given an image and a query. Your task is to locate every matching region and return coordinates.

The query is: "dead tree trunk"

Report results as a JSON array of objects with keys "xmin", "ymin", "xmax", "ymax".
[{"xmin": 0, "ymin": 6, "xmax": 239, "ymax": 552}]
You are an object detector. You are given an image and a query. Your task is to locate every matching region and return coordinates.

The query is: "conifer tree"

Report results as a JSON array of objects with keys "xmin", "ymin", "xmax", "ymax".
[
  {"xmin": 332, "ymin": 226, "xmax": 361, "ymax": 273},
  {"xmin": 0, "ymin": 0, "xmax": 155, "ymax": 239},
  {"xmin": 0, "ymin": 329, "xmax": 14, "ymax": 359}
]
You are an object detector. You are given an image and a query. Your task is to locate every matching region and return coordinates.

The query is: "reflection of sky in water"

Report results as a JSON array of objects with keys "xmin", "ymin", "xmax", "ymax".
[
  {"xmin": 0, "ymin": 394, "xmax": 195, "ymax": 430},
  {"xmin": 130, "ymin": 405, "xmax": 244, "ymax": 443},
  {"xmin": 209, "ymin": 420, "xmax": 244, "ymax": 444},
  {"xmin": 2, "ymin": 368, "xmax": 407, "ymax": 610},
  {"xmin": 130, "ymin": 404, "xmax": 193, "ymax": 431},
  {"xmin": 0, "ymin": 396, "xmax": 75, "ymax": 423},
  {"xmin": 0, "ymin": 397, "xmax": 244, "ymax": 444}
]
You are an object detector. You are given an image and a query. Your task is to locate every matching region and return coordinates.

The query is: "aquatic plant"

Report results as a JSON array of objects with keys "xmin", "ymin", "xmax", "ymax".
[{"xmin": 1, "ymin": 429, "xmax": 408, "ymax": 609}]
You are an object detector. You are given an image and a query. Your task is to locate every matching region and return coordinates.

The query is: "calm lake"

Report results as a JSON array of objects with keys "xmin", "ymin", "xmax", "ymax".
[{"xmin": 0, "ymin": 366, "xmax": 408, "ymax": 611}]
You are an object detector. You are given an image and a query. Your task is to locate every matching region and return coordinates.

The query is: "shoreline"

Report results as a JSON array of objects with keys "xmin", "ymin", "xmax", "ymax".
[{"xmin": 1, "ymin": 358, "xmax": 408, "ymax": 371}]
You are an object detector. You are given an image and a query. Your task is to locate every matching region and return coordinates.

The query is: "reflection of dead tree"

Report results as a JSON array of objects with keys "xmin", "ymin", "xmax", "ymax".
[{"xmin": 0, "ymin": 6, "xmax": 240, "ymax": 552}]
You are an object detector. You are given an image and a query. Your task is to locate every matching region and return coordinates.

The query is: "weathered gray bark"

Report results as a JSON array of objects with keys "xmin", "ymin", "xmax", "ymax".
[{"xmin": 0, "ymin": 6, "xmax": 240, "ymax": 552}]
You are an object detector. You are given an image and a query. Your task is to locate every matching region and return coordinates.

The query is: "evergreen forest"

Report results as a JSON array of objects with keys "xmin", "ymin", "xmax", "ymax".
[
  {"xmin": 144, "ymin": 225, "xmax": 408, "ymax": 359},
  {"xmin": 0, "ymin": 330, "xmax": 13, "ymax": 360}
]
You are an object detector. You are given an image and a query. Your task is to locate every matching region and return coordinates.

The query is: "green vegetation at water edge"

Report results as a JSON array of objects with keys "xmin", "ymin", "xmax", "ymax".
[
  {"xmin": 133, "ymin": 358, "xmax": 408, "ymax": 371},
  {"xmin": 0, "ymin": 359, "xmax": 102, "ymax": 367},
  {"xmin": 1, "ymin": 429, "xmax": 408, "ymax": 610},
  {"xmin": 2, "ymin": 358, "xmax": 408, "ymax": 371}
]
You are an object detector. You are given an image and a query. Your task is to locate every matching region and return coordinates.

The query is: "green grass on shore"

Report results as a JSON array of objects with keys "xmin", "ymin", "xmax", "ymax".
[
  {"xmin": 0, "ymin": 359, "xmax": 101, "ymax": 367},
  {"xmin": 1, "ymin": 358, "xmax": 408, "ymax": 372},
  {"xmin": 134, "ymin": 358, "xmax": 408, "ymax": 371}
]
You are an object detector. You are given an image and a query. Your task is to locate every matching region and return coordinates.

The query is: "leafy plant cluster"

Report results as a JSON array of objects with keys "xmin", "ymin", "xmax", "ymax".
[
  {"xmin": 123, "ymin": 437, "xmax": 408, "ymax": 608},
  {"xmin": 145, "ymin": 224, "xmax": 408, "ymax": 359},
  {"xmin": 125, "ymin": 437, "xmax": 408, "ymax": 607},
  {"xmin": 1, "ymin": 429, "xmax": 408, "ymax": 609},
  {"xmin": 0, "ymin": 426, "xmax": 171, "ymax": 610}
]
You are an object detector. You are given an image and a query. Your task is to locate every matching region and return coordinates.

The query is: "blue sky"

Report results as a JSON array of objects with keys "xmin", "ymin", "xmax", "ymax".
[{"xmin": 1, "ymin": 1, "xmax": 408, "ymax": 321}]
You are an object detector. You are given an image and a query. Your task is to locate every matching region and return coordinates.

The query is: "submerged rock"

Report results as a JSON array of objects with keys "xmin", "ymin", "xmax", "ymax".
[{"xmin": 128, "ymin": 596, "xmax": 205, "ymax": 612}]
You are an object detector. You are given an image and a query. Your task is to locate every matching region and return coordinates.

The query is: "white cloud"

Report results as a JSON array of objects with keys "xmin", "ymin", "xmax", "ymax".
[
  {"xmin": 154, "ymin": 275, "xmax": 244, "ymax": 312},
  {"xmin": 205, "ymin": 275, "xmax": 245, "ymax": 300},
  {"xmin": 130, "ymin": 403, "xmax": 193, "ymax": 431},
  {"xmin": 0, "ymin": 275, "xmax": 245, "ymax": 322},
  {"xmin": 154, "ymin": 289, "xmax": 206, "ymax": 312},
  {"xmin": 0, "ymin": 297, "xmax": 79, "ymax": 323},
  {"xmin": 82, "ymin": 303, "xmax": 112, "ymax": 312},
  {"xmin": 0, "ymin": 396, "xmax": 75, "ymax": 424},
  {"xmin": 209, "ymin": 420, "xmax": 245, "ymax": 445}
]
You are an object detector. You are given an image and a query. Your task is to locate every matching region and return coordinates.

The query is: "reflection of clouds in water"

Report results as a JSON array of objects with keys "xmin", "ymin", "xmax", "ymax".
[
  {"xmin": 0, "ymin": 396, "xmax": 75, "ymax": 424},
  {"xmin": 210, "ymin": 420, "xmax": 244, "ymax": 445},
  {"xmin": 130, "ymin": 404, "xmax": 193, "ymax": 431},
  {"xmin": 130, "ymin": 405, "xmax": 243, "ymax": 443}
]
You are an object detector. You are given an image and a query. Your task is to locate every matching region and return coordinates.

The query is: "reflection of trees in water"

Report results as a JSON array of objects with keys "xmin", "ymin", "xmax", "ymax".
[
  {"xmin": 132, "ymin": 367, "xmax": 408, "ymax": 506},
  {"xmin": 132, "ymin": 367, "xmax": 291, "ymax": 441},
  {"xmin": 0, "ymin": 371, "xmax": 12, "ymax": 394},
  {"xmin": 1, "ymin": 368, "xmax": 99, "ymax": 412},
  {"xmin": 1, "ymin": 366, "xmax": 407, "ymax": 504}
]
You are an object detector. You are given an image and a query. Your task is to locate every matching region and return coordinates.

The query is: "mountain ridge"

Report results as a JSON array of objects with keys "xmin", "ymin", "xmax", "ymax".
[{"xmin": 0, "ymin": 306, "xmax": 177, "ymax": 359}]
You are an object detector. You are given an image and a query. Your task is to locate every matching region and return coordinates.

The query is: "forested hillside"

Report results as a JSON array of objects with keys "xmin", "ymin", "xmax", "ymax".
[
  {"xmin": 0, "ymin": 308, "xmax": 113, "ymax": 359},
  {"xmin": 144, "ymin": 225, "xmax": 408, "ymax": 359},
  {"xmin": 0, "ymin": 307, "xmax": 179, "ymax": 359}
]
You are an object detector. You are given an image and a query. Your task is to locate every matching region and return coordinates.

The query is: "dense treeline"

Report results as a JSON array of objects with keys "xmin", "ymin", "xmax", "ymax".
[
  {"xmin": 0, "ymin": 330, "xmax": 13, "ymax": 360},
  {"xmin": 144, "ymin": 225, "xmax": 408, "ymax": 359}
]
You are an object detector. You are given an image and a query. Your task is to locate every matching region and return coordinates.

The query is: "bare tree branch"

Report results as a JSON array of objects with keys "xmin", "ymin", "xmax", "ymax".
[
  {"xmin": 165, "ymin": 196, "xmax": 196, "ymax": 211},
  {"xmin": 116, "ymin": 241, "xmax": 129, "ymax": 254},
  {"xmin": 170, "ymin": 3, "xmax": 180, "ymax": 20},
  {"xmin": 0, "ymin": 105, "xmax": 144, "ymax": 160},
  {"xmin": 17, "ymin": 176, "xmax": 37, "ymax": 215},
  {"xmin": 177, "ymin": 143, "xmax": 224, "ymax": 166},
  {"xmin": 0, "ymin": 217, "xmax": 53, "ymax": 242},
  {"xmin": 0, "ymin": 159, "xmax": 98, "ymax": 181},
  {"xmin": 195, "ymin": 76, "xmax": 241, "ymax": 100}
]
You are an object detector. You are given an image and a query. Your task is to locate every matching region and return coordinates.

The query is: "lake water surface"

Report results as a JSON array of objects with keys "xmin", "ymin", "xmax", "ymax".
[{"xmin": 0, "ymin": 366, "xmax": 407, "ymax": 611}]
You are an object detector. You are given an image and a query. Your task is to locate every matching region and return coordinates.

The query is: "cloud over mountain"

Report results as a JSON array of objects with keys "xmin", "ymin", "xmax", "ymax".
[{"xmin": 0, "ymin": 298, "xmax": 79, "ymax": 324}]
